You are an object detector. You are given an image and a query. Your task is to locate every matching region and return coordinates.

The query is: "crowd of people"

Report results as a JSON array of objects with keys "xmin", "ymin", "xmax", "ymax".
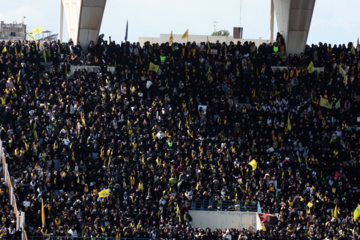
[{"xmin": 0, "ymin": 33, "xmax": 360, "ymax": 240}]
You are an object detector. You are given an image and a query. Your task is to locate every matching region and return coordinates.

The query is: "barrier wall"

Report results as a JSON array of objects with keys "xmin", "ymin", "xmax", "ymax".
[
  {"xmin": 0, "ymin": 140, "xmax": 27, "ymax": 240},
  {"xmin": 68, "ymin": 65, "xmax": 115, "ymax": 75},
  {"xmin": 40, "ymin": 63, "xmax": 115, "ymax": 76},
  {"xmin": 271, "ymin": 66, "xmax": 324, "ymax": 72},
  {"xmin": 189, "ymin": 210, "xmax": 262, "ymax": 232},
  {"xmin": 138, "ymin": 35, "xmax": 270, "ymax": 48}
]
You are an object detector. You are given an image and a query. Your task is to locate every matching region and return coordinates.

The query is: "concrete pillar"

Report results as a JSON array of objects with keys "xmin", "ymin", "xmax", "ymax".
[
  {"xmin": 10, "ymin": 185, "xmax": 13, "ymax": 205},
  {"xmin": 16, "ymin": 212, "xmax": 19, "ymax": 230},
  {"xmin": 61, "ymin": 0, "xmax": 107, "ymax": 47},
  {"xmin": 21, "ymin": 212, "xmax": 25, "ymax": 229},
  {"xmin": 273, "ymin": 0, "xmax": 316, "ymax": 55},
  {"xmin": 21, "ymin": 212, "xmax": 25, "ymax": 240},
  {"xmin": 270, "ymin": 0, "xmax": 274, "ymax": 43},
  {"xmin": 59, "ymin": 0, "xmax": 64, "ymax": 42}
]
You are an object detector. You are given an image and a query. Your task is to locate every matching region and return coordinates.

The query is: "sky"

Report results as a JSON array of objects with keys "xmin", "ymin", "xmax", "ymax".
[{"xmin": 1, "ymin": 0, "xmax": 360, "ymax": 45}]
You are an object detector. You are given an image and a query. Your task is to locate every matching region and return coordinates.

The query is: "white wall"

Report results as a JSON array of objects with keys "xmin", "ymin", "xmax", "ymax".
[
  {"xmin": 139, "ymin": 34, "xmax": 270, "ymax": 47},
  {"xmin": 189, "ymin": 211, "xmax": 262, "ymax": 232}
]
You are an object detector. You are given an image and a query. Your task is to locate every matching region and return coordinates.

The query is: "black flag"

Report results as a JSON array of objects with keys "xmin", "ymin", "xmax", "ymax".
[{"xmin": 125, "ymin": 20, "xmax": 128, "ymax": 41}]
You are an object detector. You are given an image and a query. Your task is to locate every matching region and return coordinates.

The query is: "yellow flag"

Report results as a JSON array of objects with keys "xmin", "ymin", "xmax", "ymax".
[
  {"xmin": 169, "ymin": 31, "xmax": 173, "ymax": 44},
  {"xmin": 43, "ymin": 50, "xmax": 47, "ymax": 62},
  {"xmin": 262, "ymin": 224, "xmax": 266, "ymax": 231},
  {"xmin": 207, "ymin": 36, "xmax": 210, "ymax": 54},
  {"xmin": 335, "ymin": 100, "xmax": 341, "ymax": 109},
  {"xmin": 149, "ymin": 62, "xmax": 159, "ymax": 72},
  {"xmin": 307, "ymin": 61, "xmax": 315, "ymax": 73},
  {"xmin": 116, "ymin": 232, "xmax": 121, "ymax": 240},
  {"xmin": 354, "ymin": 205, "xmax": 360, "ymax": 221},
  {"xmin": 339, "ymin": 64, "xmax": 346, "ymax": 78},
  {"xmin": 307, "ymin": 202, "xmax": 313, "ymax": 208},
  {"xmin": 182, "ymin": 29, "xmax": 189, "ymax": 39},
  {"xmin": 287, "ymin": 115, "xmax": 291, "ymax": 131},
  {"xmin": 351, "ymin": 44, "xmax": 356, "ymax": 55},
  {"xmin": 17, "ymin": 70, "xmax": 21, "ymax": 84},
  {"xmin": 177, "ymin": 203, "xmax": 182, "ymax": 222},
  {"xmin": 98, "ymin": 189, "xmax": 110, "ymax": 198},
  {"xmin": 32, "ymin": 25, "xmax": 43, "ymax": 35},
  {"xmin": 27, "ymin": 32, "xmax": 36, "ymax": 41},
  {"xmin": 176, "ymin": 203, "xmax": 181, "ymax": 214},
  {"xmin": 42, "ymin": 199, "xmax": 46, "ymax": 228},
  {"xmin": 320, "ymin": 96, "xmax": 332, "ymax": 109},
  {"xmin": 334, "ymin": 204, "xmax": 338, "ymax": 218},
  {"xmin": 33, "ymin": 129, "xmax": 38, "ymax": 139},
  {"xmin": 2, "ymin": 47, "xmax": 7, "ymax": 53},
  {"xmin": 81, "ymin": 118, "xmax": 86, "ymax": 127},
  {"xmin": 248, "ymin": 159, "xmax": 257, "ymax": 170}
]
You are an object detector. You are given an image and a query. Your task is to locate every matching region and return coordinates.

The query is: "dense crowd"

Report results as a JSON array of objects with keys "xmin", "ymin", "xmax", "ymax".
[
  {"xmin": 0, "ymin": 185, "xmax": 20, "ymax": 239},
  {"xmin": 0, "ymin": 33, "xmax": 360, "ymax": 240}
]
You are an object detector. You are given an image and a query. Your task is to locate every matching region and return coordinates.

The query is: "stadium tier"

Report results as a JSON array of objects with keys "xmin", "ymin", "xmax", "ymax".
[{"xmin": 1, "ymin": 36, "xmax": 360, "ymax": 240}]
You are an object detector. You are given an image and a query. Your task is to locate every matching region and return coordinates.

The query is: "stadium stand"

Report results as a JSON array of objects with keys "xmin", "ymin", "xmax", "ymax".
[{"xmin": 1, "ymin": 35, "xmax": 360, "ymax": 240}]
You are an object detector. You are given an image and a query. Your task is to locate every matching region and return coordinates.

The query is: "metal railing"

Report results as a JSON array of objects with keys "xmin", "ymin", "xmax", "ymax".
[{"xmin": 189, "ymin": 199, "xmax": 261, "ymax": 212}]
